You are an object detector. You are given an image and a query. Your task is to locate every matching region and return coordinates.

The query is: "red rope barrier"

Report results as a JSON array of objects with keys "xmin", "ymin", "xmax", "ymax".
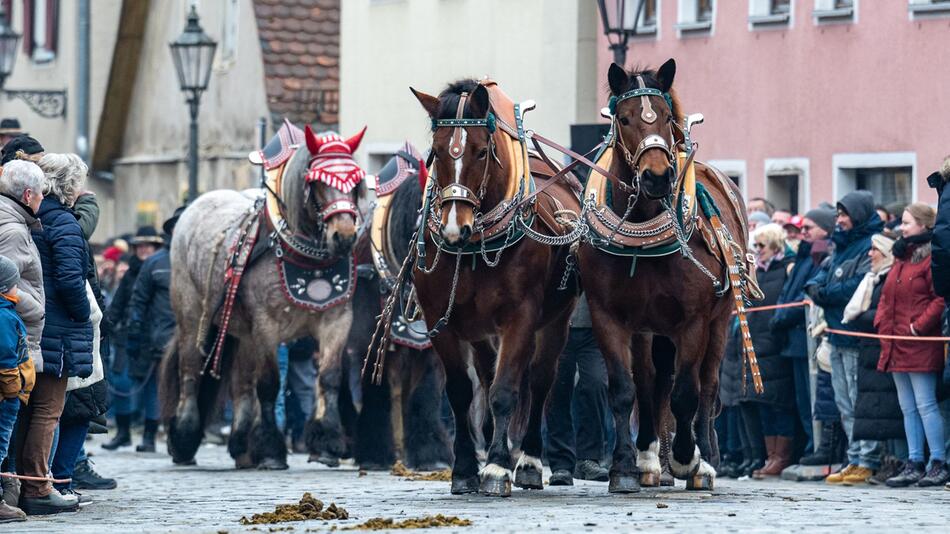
[{"xmin": 0, "ymin": 472, "xmax": 71, "ymax": 484}]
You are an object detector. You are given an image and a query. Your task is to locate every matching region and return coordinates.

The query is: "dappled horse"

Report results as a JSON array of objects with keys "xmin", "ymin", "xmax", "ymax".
[
  {"xmin": 347, "ymin": 143, "xmax": 453, "ymax": 470},
  {"xmin": 578, "ymin": 60, "xmax": 760, "ymax": 491},
  {"xmin": 161, "ymin": 121, "xmax": 368, "ymax": 468},
  {"xmin": 407, "ymin": 80, "xmax": 580, "ymax": 496}
]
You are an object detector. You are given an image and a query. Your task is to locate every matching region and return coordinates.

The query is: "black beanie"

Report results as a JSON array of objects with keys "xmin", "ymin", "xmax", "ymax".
[{"xmin": 1, "ymin": 135, "xmax": 44, "ymax": 165}]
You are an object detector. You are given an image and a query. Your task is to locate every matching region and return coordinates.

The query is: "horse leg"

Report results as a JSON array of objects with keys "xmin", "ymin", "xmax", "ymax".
[
  {"xmin": 588, "ymin": 310, "xmax": 639, "ymax": 493},
  {"xmin": 470, "ymin": 340, "xmax": 496, "ymax": 449},
  {"xmin": 306, "ymin": 321, "xmax": 348, "ymax": 467},
  {"xmin": 514, "ymin": 313, "xmax": 570, "ymax": 491},
  {"xmin": 432, "ymin": 334, "xmax": 479, "ymax": 494},
  {"xmin": 355, "ymin": 355, "xmax": 395, "ymax": 470},
  {"xmin": 227, "ymin": 346, "xmax": 258, "ymax": 469},
  {"xmin": 403, "ymin": 348, "xmax": 453, "ymax": 470},
  {"xmin": 631, "ymin": 333, "xmax": 661, "ymax": 487},
  {"xmin": 668, "ymin": 326, "xmax": 715, "ymax": 486},
  {"xmin": 480, "ymin": 317, "xmax": 537, "ymax": 497},
  {"xmin": 689, "ymin": 315, "xmax": 729, "ymax": 490},
  {"xmin": 250, "ymin": 351, "xmax": 288, "ymax": 470}
]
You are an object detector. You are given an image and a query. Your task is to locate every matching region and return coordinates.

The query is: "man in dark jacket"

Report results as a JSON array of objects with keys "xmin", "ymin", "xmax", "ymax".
[
  {"xmin": 101, "ymin": 227, "xmax": 163, "ymax": 451},
  {"xmin": 805, "ymin": 190, "xmax": 884, "ymax": 485},
  {"xmin": 770, "ymin": 207, "xmax": 836, "ymax": 455},
  {"xmin": 929, "ymin": 158, "xmax": 949, "ymax": 301},
  {"xmin": 125, "ymin": 212, "xmax": 179, "ymax": 453}
]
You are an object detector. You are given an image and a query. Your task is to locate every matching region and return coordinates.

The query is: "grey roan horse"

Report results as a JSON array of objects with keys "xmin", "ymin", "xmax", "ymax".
[{"xmin": 160, "ymin": 125, "xmax": 367, "ymax": 468}]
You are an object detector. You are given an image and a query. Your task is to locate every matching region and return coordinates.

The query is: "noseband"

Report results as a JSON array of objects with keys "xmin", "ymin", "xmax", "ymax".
[
  {"xmin": 306, "ymin": 152, "xmax": 360, "ymax": 221},
  {"xmin": 429, "ymin": 92, "xmax": 498, "ymax": 213},
  {"xmin": 610, "ymin": 76, "xmax": 679, "ymax": 198}
]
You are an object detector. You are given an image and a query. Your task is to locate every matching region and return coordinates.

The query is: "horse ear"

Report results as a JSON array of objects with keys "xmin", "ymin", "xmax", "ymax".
[
  {"xmin": 305, "ymin": 124, "xmax": 321, "ymax": 154},
  {"xmin": 345, "ymin": 126, "xmax": 367, "ymax": 153},
  {"xmin": 410, "ymin": 87, "xmax": 441, "ymax": 118},
  {"xmin": 607, "ymin": 63, "xmax": 630, "ymax": 96},
  {"xmin": 657, "ymin": 58, "xmax": 676, "ymax": 92},
  {"xmin": 469, "ymin": 84, "xmax": 491, "ymax": 118}
]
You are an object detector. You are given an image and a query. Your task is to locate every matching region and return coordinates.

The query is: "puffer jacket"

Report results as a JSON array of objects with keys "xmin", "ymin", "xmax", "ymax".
[
  {"xmin": 741, "ymin": 254, "xmax": 795, "ymax": 408},
  {"xmin": 0, "ymin": 194, "xmax": 45, "ymax": 338},
  {"xmin": 31, "ymin": 197, "xmax": 93, "ymax": 378},
  {"xmin": 932, "ymin": 174, "xmax": 950, "ymax": 299},
  {"xmin": 806, "ymin": 190, "xmax": 884, "ymax": 347},
  {"xmin": 770, "ymin": 240, "xmax": 828, "ymax": 358},
  {"xmin": 875, "ymin": 242, "xmax": 946, "ymax": 373},
  {"xmin": 0, "ymin": 295, "xmax": 35, "ymax": 403},
  {"xmin": 846, "ymin": 270, "xmax": 904, "ymax": 440}
]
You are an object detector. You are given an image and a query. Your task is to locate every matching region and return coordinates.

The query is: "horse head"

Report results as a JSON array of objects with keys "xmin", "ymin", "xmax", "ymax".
[
  {"xmin": 283, "ymin": 125, "xmax": 367, "ymax": 256},
  {"xmin": 607, "ymin": 58, "xmax": 684, "ymax": 200},
  {"xmin": 411, "ymin": 81, "xmax": 508, "ymax": 245}
]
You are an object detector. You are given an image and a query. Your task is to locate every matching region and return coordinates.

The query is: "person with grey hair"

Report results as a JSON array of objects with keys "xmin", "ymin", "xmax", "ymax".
[
  {"xmin": 0, "ymin": 160, "xmax": 45, "ymax": 340},
  {"xmin": 14, "ymin": 153, "xmax": 92, "ymax": 515}
]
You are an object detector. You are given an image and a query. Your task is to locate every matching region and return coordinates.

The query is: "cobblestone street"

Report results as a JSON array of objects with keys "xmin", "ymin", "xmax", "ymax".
[{"xmin": 12, "ymin": 434, "xmax": 950, "ymax": 533}]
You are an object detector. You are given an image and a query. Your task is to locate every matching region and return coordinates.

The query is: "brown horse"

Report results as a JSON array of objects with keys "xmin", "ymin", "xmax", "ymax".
[
  {"xmin": 409, "ymin": 80, "xmax": 579, "ymax": 496},
  {"xmin": 578, "ymin": 59, "xmax": 754, "ymax": 491}
]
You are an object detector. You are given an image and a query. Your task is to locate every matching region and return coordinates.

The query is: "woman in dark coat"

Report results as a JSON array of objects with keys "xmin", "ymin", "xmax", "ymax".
[
  {"xmin": 875, "ymin": 204, "xmax": 948, "ymax": 487},
  {"xmin": 16, "ymin": 153, "xmax": 93, "ymax": 514},
  {"xmin": 739, "ymin": 224, "xmax": 795, "ymax": 478},
  {"xmin": 841, "ymin": 234, "xmax": 905, "ymax": 484}
]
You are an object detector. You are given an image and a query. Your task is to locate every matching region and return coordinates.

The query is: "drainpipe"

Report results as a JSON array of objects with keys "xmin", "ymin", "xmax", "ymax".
[{"xmin": 76, "ymin": 0, "xmax": 90, "ymax": 162}]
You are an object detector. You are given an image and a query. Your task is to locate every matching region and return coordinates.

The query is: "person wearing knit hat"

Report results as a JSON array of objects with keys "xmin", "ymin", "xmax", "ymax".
[
  {"xmin": 0, "ymin": 135, "xmax": 44, "ymax": 166},
  {"xmin": 803, "ymin": 207, "xmax": 836, "ymax": 236},
  {"xmin": 0, "ymin": 254, "xmax": 35, "ymax": 522}
]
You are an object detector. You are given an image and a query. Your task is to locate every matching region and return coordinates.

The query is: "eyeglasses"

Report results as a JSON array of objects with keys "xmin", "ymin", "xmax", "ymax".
[
  {"xmin": 753, "ymin": 242, "xmax": 766, "ymax": 249},
  {"xmin": 801, "ymin": 224, "xmax": 815, "ymax": 231}
]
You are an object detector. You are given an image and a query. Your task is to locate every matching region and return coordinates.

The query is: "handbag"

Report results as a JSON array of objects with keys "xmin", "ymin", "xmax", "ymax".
[{"xmin": 67, "ymin": 282, "xmax": 105, "ymax": 391}]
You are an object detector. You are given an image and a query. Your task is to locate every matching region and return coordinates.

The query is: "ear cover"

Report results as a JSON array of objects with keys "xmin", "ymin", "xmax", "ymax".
[
  {"xmin": 305, "ymin": 124, "xmax": 320, "ymax": 154},
  {"xmin": 345, "ymin": 126, "xmax": 367, "ymax": 153}
]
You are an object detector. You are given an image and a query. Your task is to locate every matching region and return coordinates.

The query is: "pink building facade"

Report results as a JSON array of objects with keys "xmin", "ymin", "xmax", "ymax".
[{"xmin": 597, "ymin": 0, "xmax": 950, "ymax": 212}]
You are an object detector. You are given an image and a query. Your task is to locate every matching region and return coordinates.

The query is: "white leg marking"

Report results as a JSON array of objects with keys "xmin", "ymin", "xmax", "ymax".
[
  {"xmin": 515, "ymin": 453, "xmax": 543, "ymax": 473},
  {"xmin": 637, "ymin": 440, "xmax": 661, "ymax": 475},
  {"xmin": 479, "ymin": 462, "xmax": 512, "ymax": 479},
  {"xmin": 669, "ymin": 445, "xmax": 701, "ymax": 478},
  {"xmin": 695, "ymin": 459, "xmax": 716, "ymax": 477}
]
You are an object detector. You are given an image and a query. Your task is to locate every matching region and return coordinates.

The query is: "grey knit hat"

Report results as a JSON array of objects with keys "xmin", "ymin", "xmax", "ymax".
[
  {"xmin": 804, "ymin": 207, "xmax": 836, "ymax": 235},
  {"xmin": 0, "ymin": 255, "xmax": 20, "ymax": 295}
]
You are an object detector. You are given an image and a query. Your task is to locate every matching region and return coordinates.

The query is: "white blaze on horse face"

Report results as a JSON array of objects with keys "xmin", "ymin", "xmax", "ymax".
[{"xmin": 442, "ymin": 128, "xmax": 467, "ymax": 243}]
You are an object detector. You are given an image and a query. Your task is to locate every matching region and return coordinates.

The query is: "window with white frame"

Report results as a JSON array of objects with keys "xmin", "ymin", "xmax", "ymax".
[
  {"xmin": 833, "ymin": 153, "xmax": 916, "ymax": 207},
  {"xmin": 764, "ymin": 158, "xmax": 809, "ymax": 214},
  {"xmin": 814, "ymin": 0, "xmax": 854, "ymax": 23},
  {"xmin": 23, "ymin": 0, "xmax": 58, "ymax": 63},
  {"xmin": 749, "ymin": 0, "xmax": 791, "ymax": 27},
  {"xmin": 676, "ymin": 0, "xmax": 714, "ymax": 33},
  {"xmin": 216, "ymin": 0, "xmax": 239, "ymax": 69},
  {"xmin": 909, "ymin": 0, "xmax": 950, "ymax": 17}
]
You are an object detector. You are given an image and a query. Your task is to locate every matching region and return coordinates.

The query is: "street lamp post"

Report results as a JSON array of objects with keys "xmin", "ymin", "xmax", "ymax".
[
  {"xmin": 0, "ymin": 6, "xmax": 67, "ymax": 118},
  {"xmin": 596, "ymin": 0, "xmax": 646, "ymax": 68},
  {"xmin": 169, "ymin": 6, "xmax": 217, "ymax": 203}
]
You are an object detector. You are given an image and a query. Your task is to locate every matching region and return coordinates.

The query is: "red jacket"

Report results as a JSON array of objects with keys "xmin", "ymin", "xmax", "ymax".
[{"xmin": 875, "ymin": 243, "xmax": 946, "ymax": 373}]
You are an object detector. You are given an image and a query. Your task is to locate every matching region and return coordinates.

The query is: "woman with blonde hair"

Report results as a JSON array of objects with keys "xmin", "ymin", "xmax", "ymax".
[
  {"xmin": 875, "ymin": 203, "xmax": 948, "ymax": 487},
  {"xmin": 15, "ymin": 153, "xmax": 93, "ymax": 515}
]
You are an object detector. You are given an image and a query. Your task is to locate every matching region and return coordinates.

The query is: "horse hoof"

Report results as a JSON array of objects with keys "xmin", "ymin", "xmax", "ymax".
[
  {"xmin": 450, "ymin": 475, "xmax": 480, "ymax": 495},
  {"xmin": 235, "ymin": 453, "xmax": 256, "ymax": 470},
  {"xmin": 514, "ymin": 467, "xmax": 543, "ymax": 490},
  {"xmin": 258, "ymin": 457, "xmax": 289, "ymax": 470},
  {"xmin": 686, "ymin": 473, "xmax": 714, "ymax": 491},
  {"xmin": 608, "ymin": 473, "xmax": 641, "ymax": 494},
  {"xmin": 309, "ymin": 453, "xmax": 340, "ymax": 468},
  {"xmin": 172, "ymin": 457, "xmax": 197, "ymax": 466},
  {"xmin": 639, "ymin": 472, "xmax": 661, "ymax": 487},
  {"xmin": 479, "ymin": 476, "xmax": 512, "ymax": 497}
]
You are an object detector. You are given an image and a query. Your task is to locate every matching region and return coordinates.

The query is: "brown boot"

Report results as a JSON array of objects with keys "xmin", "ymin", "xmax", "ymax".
[
  {"xmin": 753, "ymin": 436, "xmax": 776, "ymax": 478},
  {"xmin": 755, "ymin": 436, "xmax": 792, "ymax": 478},
  {"xmin": 0, "ymin": 501, "xmax": 26, "ymax": 523}
]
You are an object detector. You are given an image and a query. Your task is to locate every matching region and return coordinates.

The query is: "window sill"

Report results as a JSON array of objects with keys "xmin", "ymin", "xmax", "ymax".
[
  {"xmin": 675, "ymin": 20, "xmax": 712, "ymax": 34},
  {"xmin": 909, "ymin": 3, "xmax": 950, "ymax": 16},
  {"xmin": 31, "ymin": 48, "xmax": 56, "ymax": 65},
  {"xmin": 633, "ymin": 24, "xmax": 658, "ymax": 36},
  {"xmin": 749, "ymin": 13, "xmax": 790, "ymax": 27},
  {"xmin": 813, "ymin": 7, "xmax": 853, "ymax": 21}
]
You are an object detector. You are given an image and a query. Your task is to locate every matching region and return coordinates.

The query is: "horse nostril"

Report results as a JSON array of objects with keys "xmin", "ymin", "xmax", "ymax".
[{"xmin": 459, "ymin": 225, "xmax": 473, "ymax": 243}]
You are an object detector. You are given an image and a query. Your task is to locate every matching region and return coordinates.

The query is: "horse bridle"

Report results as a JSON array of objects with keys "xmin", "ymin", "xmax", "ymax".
[
  {"xmin": 428, "ymin": 92, "xmax": 499, "ymax": 215},
  {"xmin": 305, "ymin": 152, "xmax": 360, "ymax": 222},
  {"xmin": 610, "ymin": 76, "xmax": 680, "ymax": 199}
]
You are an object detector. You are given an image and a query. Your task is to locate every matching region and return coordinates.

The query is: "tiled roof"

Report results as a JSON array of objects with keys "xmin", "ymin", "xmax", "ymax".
[{"xmin": 253, "ymin": 0, "xmax": 339, "ymax": 131}]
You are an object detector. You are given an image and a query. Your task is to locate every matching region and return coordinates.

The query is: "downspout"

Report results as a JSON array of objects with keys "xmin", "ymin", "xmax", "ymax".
[{"xmin": 76, "ymin": 0, "xmax": 90, "ymax": 162}]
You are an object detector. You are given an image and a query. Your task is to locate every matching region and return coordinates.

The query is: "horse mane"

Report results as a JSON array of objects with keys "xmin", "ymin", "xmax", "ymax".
[
  {"xmin": 622, "ymin": 66, "xmax": 684, "ymax": 125},
  {"xmin": 435, "ymin": 79, "xmax": 481, "ymax": 120},
  {"xmin": 387, "ymin": 174, "xmax": 423, "ymax": 265},
  {"xmin": 281, "ymin": 145, "xmax": 318, "ymax": 235}
]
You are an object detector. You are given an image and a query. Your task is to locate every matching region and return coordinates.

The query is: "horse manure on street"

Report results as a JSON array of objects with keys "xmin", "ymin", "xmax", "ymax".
[
  {"xmin": 389, "ymin": 460, "xmax": 452, "ymax": 482},
  {"xmin": 339, "ymin": 515, "xmax": 472, "ymax": 530},
  {"xmin": 239, "ymin": 493, "xmax": 350, "ymax": 525}
]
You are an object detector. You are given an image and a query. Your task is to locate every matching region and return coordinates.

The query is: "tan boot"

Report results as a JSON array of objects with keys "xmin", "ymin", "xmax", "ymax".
[
  {"xmin": 0, "ymin": 501, "xmax": 26, "ymax": 523},
  {"xmin": 826, "ymin": 464, "xmax": 857, "ymax": 484},
  {"xmin": 753, "ymin": 436, "xmax": 776, "ymax": 478}
]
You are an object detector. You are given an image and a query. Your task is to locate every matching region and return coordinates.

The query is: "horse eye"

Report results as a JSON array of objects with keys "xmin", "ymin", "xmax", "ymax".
[
  {"xmin": 477, "ymin": 148, "xmax": 489, "ymax": 160},
  {"xmin": 619, "ymin": 117, "xmax": 630, "ymax": 126}
]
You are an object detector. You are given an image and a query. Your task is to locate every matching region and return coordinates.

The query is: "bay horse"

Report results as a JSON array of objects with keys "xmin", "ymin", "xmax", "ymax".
[
  {"xmin": 160, "ymin": 123, "xmax": 368, "ymax": 469},
  {"xmin": 408, "ymin": 80, "xmax": 580, "ymax": 496},
  {"xmin": 346, "ymin": 145, "xmax": 453, "ymax": 470},
  {"xmin": 578, "ymin": 59, "xmax": 757, "ymax": 491}
]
